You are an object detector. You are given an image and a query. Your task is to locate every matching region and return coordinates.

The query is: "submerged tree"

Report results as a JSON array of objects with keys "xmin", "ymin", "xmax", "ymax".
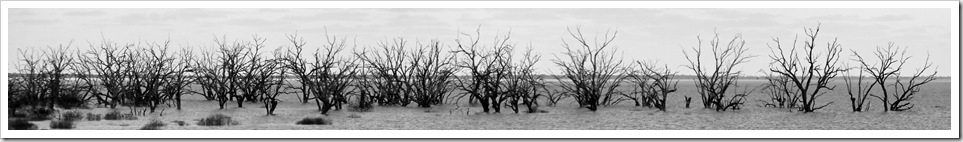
[
  {"xmin": 552, "ymin": 26, "xmax": 627, "ymax": 111},
  {"xmin": 408, "ymin": 40, "xmax": 457, "ymax": 108},
  {"xmin": 682, "ymin": 31, "xmax": 753, "ymax": 111},
  {"xmin": 852, "ymin": 43, "xmax": 938, "ymax": 111},
  {"xmin": 452, "ymin": 28, "xmax": 515, "ymax": 113},
  {"xmin": 627, "ymin": 61, "xmax": 679, "ymax": 111},
  {"xmin": 843, "ymin": 64, "xmax": 874, "ymax": 112},
  {"xmin": 768, "ymin": 24, "xmax": 846, "ymax": 113}
]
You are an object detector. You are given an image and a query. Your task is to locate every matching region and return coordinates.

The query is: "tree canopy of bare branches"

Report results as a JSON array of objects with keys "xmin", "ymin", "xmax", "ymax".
[
  {"xmin": 852, "ymin": 43, "xmax": 938, "ymax": 111},
  {"xmin": 682, "ymin": 31, "xmax": 753, "ymax": 111},
  {"xmin": 452, "ymin": 28, "xmax": 516, "ymax": 113},
  {"xmin": 627, "ymin": 61, "xmax": 679, "ymax": 111},
  {"xmin": 767, "ymin": 24, "xmax": 846, "ymax": 112},
  {"xmin": 552, "ymin": 26, "xmax": 626, "ymax": 111}
]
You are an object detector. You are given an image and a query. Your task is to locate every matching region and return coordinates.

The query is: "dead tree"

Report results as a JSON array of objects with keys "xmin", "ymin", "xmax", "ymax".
[
  {"xmin": 11, "ymin": 49, "xmax": 53, "ymax": 112},
  {"xmin": 43, "ymin": 43, "xmax": 77, "ymax": 110},
  {"xmin": 76, "ymin": 39, "xmax": 132, "ymax": 108},
  {"xmin": 635, "ymin": 61, "xmax": 679, "ymax": 111},
  {"xmin": 409, "ymin": 40, "xmax": 457, "ymax": 108},
  {"xmin": 843, "ymin": 65, "xmax": 874, "ymax": 112},
  {"xmin": 452, "ymin": 28, "xmax": 515, "ymax": 113},
  {"xmin": 541, "ymin": 87, "xmax": 568, "ymax": 107},
  {"xmin": 164, "ymin": 49, "xmax": 195, "ymax": 110},
  {"xmin": 280, "ymin": 33, "xmax": 314, "ymax": 104},
  {"xmin": 134, "ymin": 40, "xmax": 180, "ymax": 113},
  {"xmin": 767, "ymin": 25, "xmax": 846, "ymax": 112},
  {"xmin": 306, "ymin": 32, "xmax": 360, "ymax": 114},
  {"xmin": 357, "ymin": 38, "xmax": 414, "ymax": 106},
  {"xmin": 261, "ymin": 52, "xmax": 286, "ymax": 115},
  {"xmin": 682, "ymin": 31, "xmax": 752, "ymax": 111},
  {"xmin": 193, "ymin": 36, "xmax": 251, "ymax": 109},
  {"xmin": 503, "ymin": 46, "xmax": 544, "ymax": 113},
  {"xmin": 552, "ymin": 26, "xmax": 626, "ymax": 111},
  {"xmin": 237, "ymin": 36, "xmax": 271, "ymax": 105},
  {"xmin": 853, "ymin": 43, "xmax": 938, "ymax": 111},
  {"xmin": 760, "ymin": 72, "xmax": 800, "ymax": 108},
  {"xmin": 624, "ymin": 65, "xmax": 653, "ymax": 107}
]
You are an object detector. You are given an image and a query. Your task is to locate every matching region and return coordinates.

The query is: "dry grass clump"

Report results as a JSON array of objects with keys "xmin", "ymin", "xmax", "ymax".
[
  {"xmin": 295, "ymin": 117, "xmax": 332, "ymax": 125},
  {"xmin": 140, "ymin": 119, "xmax": 166, "ymax": 130},
  {"xmin": 49, "ymin": 120, "xmax": 75, "ymax": 129},
  {"xmin": 197, "ymin": 114, "xmax": 239, "ymax": 126},
  {"xmin": 8, "ymin": 119, "xmax": 38, "ymax": 130}
]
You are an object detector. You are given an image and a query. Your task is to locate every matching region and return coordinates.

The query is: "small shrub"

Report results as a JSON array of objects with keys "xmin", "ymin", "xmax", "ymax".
[
  {"xmin": 50, "ymin": 120, "xmax": 75, "ymax": 129},
  {"xmin": 55, "ymin": 88, "xmax": 89, "ymax": 109},
  {"xmin": 8, "ymin": 119, "xmax": 38, "ymax": 130},
  {"xmin": 172, "ymin": 120, "xmax": 188, "ymax": 126},
  {"xmin": 104, "ymin": 110, "xmax": 137, "ymax": 120},
  {"xmin": 26, "ymin": 108, "xmax": 54, "ymax": 121},
  {"xmin": 347, "ymin": 114, "xmax": 361, "ymax": 118},
  {"xmin": 86, "ymin": 113, "xmax": 102, "ymax": 121},
  {"xmin": 197, "ymin": 114, "xmax": 238, "ymax": 126},
  {"xmin": 140, "ymin": 119, "xmax": 166, "ymax": 130},
  {"xmin": 295, "ymin": 117, "xmax": 332, "ymax": 125},
  {"xmin": 59, "ymin": 111, "xmax": 85, "ymax": 121}
]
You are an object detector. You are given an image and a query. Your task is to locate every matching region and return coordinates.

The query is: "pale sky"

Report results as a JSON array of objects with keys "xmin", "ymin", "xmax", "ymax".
[{"xmin": 7, "ymin": 8, "xmax": 952, "ymax": 76}]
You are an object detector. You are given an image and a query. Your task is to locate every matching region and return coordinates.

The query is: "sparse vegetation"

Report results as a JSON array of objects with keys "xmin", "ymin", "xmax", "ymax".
[
  {"xmin": 86, "ymin": 113, "xmax": 102, "ymax": 121},
  {"xmin": 59, "ymin": 111, "xmax": 85, "ymax": 121},
  {"xmin": 104, "ymin": 110, "xmax": 137, "ymax": 120},
  {"xmin": 295, "ymin": 117, "xmax": 332, "ymax": 125},
  {"xmin": 140, "ymin": 119, "xmax": 166, "ymax": 130},
  {"xmin": 172, "ymin": 120, "xmax": 188, "ymax": 126},
  {"xmin": 8, "ymin": 119, "xmax": 38, "ymax": 130},
  {"xmin": 197, "ymin": 114, "xmax": 239, "ymax": 126},
  {"xmin": 50, "ymin": 120, "xmax": 75, "ymax": 129}
]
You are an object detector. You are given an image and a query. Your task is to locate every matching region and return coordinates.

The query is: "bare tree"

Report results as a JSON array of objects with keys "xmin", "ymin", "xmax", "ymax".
[
  {"xmin": 133, "ymin": 40, "xmax": 179, "ymax": 113},
  {"xmin": 261, "ymin": 51, "xmax": 287, "ymax": 115},
  {"xmin": 624, "ymin": 66, "xmax": 653, "ymax": 107},
  {"xmin": 306, "ymin": 32, "xmax": 360, "ymax": 114},
  {"xmin": 409, "ymin": 40, "xmax": 457, "ymax": 108},
  {"xmin": 843, "ymin": 65, "xmax": 874, "ymax": 112},
  {"xmin": 853, "ymin": 43, "xmax": 938, "ymax": 111},
  {"xmin": 504, "ymin": 46, "xmax": 545, "ymax": 113},
  {"xmin": 76, "ymin": 39, "xmax": 132, "ymax": 108},
  {"xmin": 541, "ymin": 87, "xmax": 568, "ymax": 107},
  {"xmin": 552, "ymin": 26, "xmax": 627, "ymax": 111},
  {"xmin": 164, "ymin": 49, "xmax": 195, "ymax": 110},
  {"xmin": 452, "ymin": 28, "xmax": 515, "ymax": 113},
  {"xmin": 682, "ymin": 31, "xmax": 752, "ymax": 111},
  {"xmin": 44, "ymin": 43, "xmax": 78, "ymax": 110},
  {"xmin": 11, "ymin": 49, "xmax": 53, "ymax": 114},
  {"xmin": 357, "ymin": 38, "xmax": 415, "ymax": 106},
  {"xmin": 235, "ymin": 35, "xmax": 282, "ymax": 108},
  {"xmin": 760, "ymin": 72, "xmax": 800, "ymax": 108},
  {"xmin": 628, "ymin": 61, "xmax": 679, "ymax": 111},
  {"xmin": 193, "ymin": 36, "xmax": 252, "ymax": 109},
  {"xmin": 768, "ymin": 24, "xmax": 846, "ymax": 112},
  {"xmin": 280, "ymin": 33, "xmax": 313, "ymax": 104}
]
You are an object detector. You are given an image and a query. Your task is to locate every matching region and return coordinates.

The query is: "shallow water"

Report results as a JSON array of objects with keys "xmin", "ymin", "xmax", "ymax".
[{"xmin": 18, "ymin": 81, "xmax": 951, "ymax": 130}]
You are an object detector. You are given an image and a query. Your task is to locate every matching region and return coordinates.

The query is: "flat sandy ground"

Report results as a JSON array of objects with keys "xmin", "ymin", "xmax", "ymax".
[{"xmin": 19, "ymin": 80, "xmax": 952, "ymax": 130}]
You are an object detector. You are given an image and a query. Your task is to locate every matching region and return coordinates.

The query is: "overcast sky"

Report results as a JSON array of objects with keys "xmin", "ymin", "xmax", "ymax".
[{"xmin": 7, "ymin": 8, "xmax": 951, "ymax": 76}]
